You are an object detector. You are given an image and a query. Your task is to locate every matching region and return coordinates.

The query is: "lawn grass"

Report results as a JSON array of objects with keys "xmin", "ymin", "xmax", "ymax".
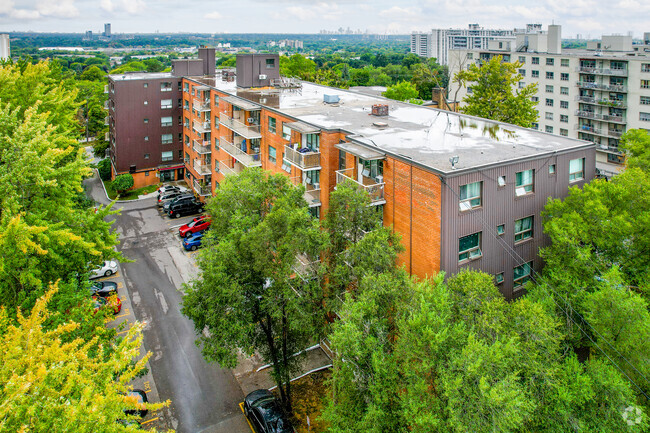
[{"xmin": 102, "ymin": 180, "xmax": 160, "ymax": 200}]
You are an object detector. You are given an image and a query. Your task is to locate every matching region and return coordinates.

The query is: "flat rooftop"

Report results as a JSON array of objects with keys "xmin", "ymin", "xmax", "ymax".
[
  {"xmin": 189, "ymin": 75, "xmax": 594, "ymax": 175},
  {"xmin": 109, "ymin": 72, "xmax": 174, "ymax": 81}
]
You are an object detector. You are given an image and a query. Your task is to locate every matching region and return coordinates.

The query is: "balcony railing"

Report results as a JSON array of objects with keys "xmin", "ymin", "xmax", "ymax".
[
  {"xmin": 576, "ymin": 96, "xmax": 626, "ymax": 108},
  {"xmin": 575, "ymin": 110, "xmax": 625, "ymax": 123},
  {"xmin": 104, "ymin": 101, "xmax": 109, "ymax": 110},
  {"xmin": 576, "ymin": 81, "xmax": 626, "ymax": 93},
  {"xmin": 193, "ymin": 120, "xmax": 211, "ymax": 133},
  {"xmin": 193, "ymin": 99, "xmax": 211, "ymax": 112},
  {"xmin": 104, "ymin": 116, "xmax": 109, "ymax": 126},
  {"xmin": 219, "ymin": 159, "xmax": 244, "ymax": 176},
  {"xmin": 104, "ymin": 84, "xmax": 108, "ymax": 94},
  {"xmin": 193, "ymin": 179, "xmax": 211, "ymax": 197},
  {"xmin": 577, "ymin": 66, "xmax": 628, "ymax": 76},
  {"xmin": 219, "ymin": 113, "xmax": 262, "ymax": 139},
  {"xmin": 575, "ymin": 124, "xmax": 603, "ymax": 135},
  {"xmin": 193, "ymin": 160, "xmax": 211, "ymax": 176},
  {"xmin": 284, "ymin": 145, "xmax": 321, "ymax": 170},
  {"xmin": 304, "ymin": 184, "xmax": 321, "ymax": 207},
  {"xmin": 292, "ymin": 253, "xmax": 320, "ymax": 282},
  {"xmin": 193, "ymin": 139, "xmax": 211, "ymax": 154},
  {"xmin": 335, "ymin": 168, "xmax": 385, "ymax": 205},
  {"xmin": 104, "ymin": 132, "xmax": 110, "ymax": 141},
  {"xmin": 220, "ymin": 138, "xmax": 262, "ymax": 167}
]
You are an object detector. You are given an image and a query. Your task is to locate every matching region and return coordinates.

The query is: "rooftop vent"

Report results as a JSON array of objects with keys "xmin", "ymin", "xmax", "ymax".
[
  {"xmin": 371, "ymin": 104, "xmax": 389, "ymax": 116},
  {"xmin": 372, "ymin": 121, "xmax": 388, "ymax": 129},
  {"xmin": 324, "ymin": 94, "xmax": 340, "ymax": 104}
]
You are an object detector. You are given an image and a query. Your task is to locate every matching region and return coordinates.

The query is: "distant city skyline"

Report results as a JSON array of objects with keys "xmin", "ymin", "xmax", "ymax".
[{"xmin": 0, "ymin": 0, "xmax": 648, "ymax": 39}]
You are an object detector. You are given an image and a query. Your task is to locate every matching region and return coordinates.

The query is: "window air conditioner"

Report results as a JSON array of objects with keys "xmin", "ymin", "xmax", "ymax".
[
  {"xmin": 247, "ymin": 117, "xmax": 255, "ymax": 123},
  {"xmin": 259, "ymin": 74, "xmax": 267, "ymax": 80}
]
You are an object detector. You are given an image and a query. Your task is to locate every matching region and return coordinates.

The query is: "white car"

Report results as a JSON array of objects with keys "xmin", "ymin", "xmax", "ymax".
[
  {"xmin": 157, "ymin": 185, "xmax": 187, "ymax": 195},
  {"xmin": 89, "ymin": 260, "xmax": 118, "ymax": 279}
]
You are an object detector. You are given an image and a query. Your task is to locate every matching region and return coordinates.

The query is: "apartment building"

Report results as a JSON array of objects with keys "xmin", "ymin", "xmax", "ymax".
[
  {"xmin": 0, "ymin": 34, "xmax": 10, "ymax": 61},
  {"xmin": 109, "ymin": 50, "xmax": 595, "ymax": 298},
  {"xmin": 449, "ymin": 26, "xmax": 650, "ymax": 178},
  {"xmin": 411, "ymin": 24, "xmax": 516, "ymax": 65}
]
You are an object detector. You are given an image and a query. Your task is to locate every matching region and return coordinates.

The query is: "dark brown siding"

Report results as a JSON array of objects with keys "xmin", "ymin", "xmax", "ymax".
[
  {"xmin": 235, "ymin": 54, "xmax": 280, "ymax": 88},
  {"xmin": 439, "ymin": 146, "xmax": 596, "ymax": 298}
]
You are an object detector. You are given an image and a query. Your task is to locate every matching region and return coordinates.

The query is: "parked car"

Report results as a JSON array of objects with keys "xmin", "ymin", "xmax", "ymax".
[
  {"xmin": 162, "ymin": 194, "xmax": 194, "ymax": 213},
  {"xmin": 179, "ymin": 216, "xmax": 211, "ymax": 238},
  {"xmin": 157, "ymin": 185, "xmax": 186, "ymax": 195},
  {"xmin": 90, "ymin": 280, "xmax": 117, "ymax": 298},
  {"xmin": 243, "ymin": 389, "xmax": 294, "ymax": 433},
  {"xmin": 93, "ymin": 294, "xmax": 122, "ymax": 315},
  {"xmin": 124, "ymin": 389, "xmax": 149, "ymax": 418},
  {"xmin": 157, "ymin": 190, "xmax": 186, "ymax": 207},
  {"xmin": 182, "ymin": 231, "xmax": 204, "ymax": 251},
  {"xmin": 89, "ymin": 260, "xmax": 118, "ymax": 279},
  {"xmin": 168, "ymin": 199, "xmax": 204, "ymax": 219}
]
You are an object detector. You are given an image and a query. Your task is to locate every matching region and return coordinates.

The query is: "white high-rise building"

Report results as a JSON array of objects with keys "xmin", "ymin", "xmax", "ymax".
[
  {"xmin": 449, "ymin": 25, "xmax": 650, "ymax": 178},
  {"xmin": 0, "ymin": 34, "xmax": 10, "ymax": 61},
  {"xmin": 411, "ymin": 24, "xmax": 516, "ymax": 65}
]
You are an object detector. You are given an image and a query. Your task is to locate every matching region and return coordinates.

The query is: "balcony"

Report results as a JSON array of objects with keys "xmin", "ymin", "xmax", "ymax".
[
  {"xmin": 220, "ymin": 137, "xmax": 262, "ymax": 167},
  {"xmin": 104, "ymin": 116, "xmax": 109, "ymax": 126},
  {"xmin": 219, "ymin": 159, "xmax": 244, "ymax": 176},
  {"xmin": 193, "ymin": 120, "xmax": 211, "ymax": 134},
  {"xmin": 575, "ymin": 110, "xmax": 625, "ymax": 123},
  {"xmin": 104, "ymin": 132, "xmax": 109, "ymax": 141},
  {"xmin": 104, "ymin": 101, "xmax": 109, "ymax": 110},
  {"xmin": 193, "ymin": 179, "xmax": 211, "ymax": 197},
  {"xmin": 575, "ymin": 124, "xmax": 603, "ymax": 135},
  {"xmin": 576, "ymin": 96, "xmax": 626, "ymax": 108},
  {"xmin": 219, "ymin": 113, "xmax": 262, "ymax": 139},
  {"xmin": 284, "ymin": 145, "xmax": 321, "ymax": 170},
  {"xmin": 193, "ymin": 99, "xmax": 211, "ymax": 112},
  {"xmin": 104, "ymin": 84, "xmax": 108, "ymax": 94},
  {"xmin": 304, "ymin": 184, "xmax": 321, "ymax": 207},
  {"xmin": 577, "ymin": 66, "xmax": 628, "ymax": 77},
  {"xmin": 576, "ymin": 81, "xmax": 626, "ymax": 93},
  {"xmin": 335, "ymin": 168, "xmax": 385, "ymax": 205},
  {"xmin": 193, "ymin": 139, "xmax": 211, "ymax": 154},
  {"xmin": 292, "ymin": 253, "xmax": 320, "ymax": 282},
  {"xmin": 193, "ymin": 160, "xmax": 212, "ymax": 176}
]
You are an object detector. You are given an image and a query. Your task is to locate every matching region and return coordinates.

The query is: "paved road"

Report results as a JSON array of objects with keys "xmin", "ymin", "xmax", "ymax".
[{"xmin": 85, "ymin": 173, "xmax": 249, "ymax": 433}]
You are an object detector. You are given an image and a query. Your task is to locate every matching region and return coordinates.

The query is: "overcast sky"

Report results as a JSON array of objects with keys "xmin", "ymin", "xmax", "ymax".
[{"xmin": 0, "ymin": 0, "xmax": 648, "ymax": 38}]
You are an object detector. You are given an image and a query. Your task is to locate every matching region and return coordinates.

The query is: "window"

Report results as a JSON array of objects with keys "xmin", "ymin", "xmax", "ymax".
[
  {"xmin": 497, "ymin": 224, "xmax": 505, "ymax": 235},
  {"xmin": 532, "ymin": 70, "xmax": 539, "ymax": 78},
  {"xmin": 214, "ymin": 116, "xmax": 220, "ymax": 129},
  {"xmin": 641, "ymin": 112, "xmax": 650, "ymax": 122},
  {"xmin": 546, "ymin": 58, "xmax": 554, "ymax": 66},
  {"xmin": 569, "ymin": 158, "xmax": 584, "ymax": 181},
  {"xmin": 269, "ymin": 145, "xmax": 277, "ymax": 164},
  {"xmin": 281, "ymin": 159, "xmax": 292, "ymax": 173},
  {"xmin": 546, "ymin": 71, "xmax": 554, "ymax": 80},
  {"xmin": 265, "ymin": 58, "xmax": 275, "ymax": 69},
  {"xmin": 561, "ymin": 58, "xmax": 570, "ymax": 67},
  {"xmin": 161, "ymin": 116, "xmax": 172, "ymax": 127},
  {"xmin": 143, "ymin": 83, "xmax": 148, "ymax": 88},
  {"xmin": 642, "ymin": 64, "xmax": 650, "ymax": 73},
  {"xmin": 178, "ymin": 133, "xmax": 182, "ymax": 142},
  {"xmin": 178, "ymin": 116, "xmax": 182, "ymax": 126},
  {"xmin": 282, "ymin": 124, "xmax": 291, "ymax": 140},
  {"xmin": 143, "ymin": 118, "xmax": 149, "ymax": 124},
  {"xmin": 339, "ymin": 149, "xmax": 346, "ymax": 170},
  {"xmin": 514, "ymin": 216, "xmax": 533, "ymax": 242},
  {"xmin": 143, "ymin": 101, "xmax": 148, "ymax": 105},
  {"xmin": 183, "ymin": 82, "xmax": 189, "ymax": 92},
  {"xmin": 560, "ymin": 100, "xmax": 569, "ymax": 109},
  {"xmin": 560, "ymin": 128, "xmax": 568, "ymax": 136},
  {"xmin": 545, "ymin": 112, "xmax": 553, "ymax": 120},
  {"xmin": 514, "ymin": 262, "xmax": 533, "ymax": 288},
  {"xmin": 459, "ymin": 181, "xmax": 482, "ymax": 211},
  {"xmin": 495, "ymin": 273, "xmax": 504, "ymax": 284},
  {"xmin": 178, "ymin": 150, "xmax": 182, "ymax": 159},
  {"xmin": 531, "ymin": 96, "xmax": 539, "ymax": 102},
  {"xmin": 161, "ymin": 151, "xmax": 173, "ymax": 162},
  {"xmin": 545, "ymin": 125, "xmax": 553, "ymax": 133},
  {"xmin": 214, "ymin": 160, "xmax": 220, "ymax": 173},
  {"xmin": 305, "ymin": 170, "xmax": 320, "ymax": 187},
  {"xmin": 641, "ymin": 96, "xmax": 650, "ymax": 105},
  {"xmin": 608, "ymin": 153, "xmax": 625, "ymax": 164},
  {"xmin": 161, "ymin": 99, "xmax": 172, "ymax": 109},
  {"xmin": 178, "ymin": 82, "xmax": 182, "ymax": 91},
  {"xmin": 144, "ymin": 136, "xmax": 149, "ymax": 141},
  {"xmin": 641, "ymin": 80, "xmax": 650, "ymax": 89},
  {"xmin": 214, "ymin": 138, "xmax": 220, "ymax": 150},
  {"xmin": 184, "ymin": 100, "xmax": 189, "ymax": 110},
  {"xmin": 305, "ymin": 133, "xmax": 320, "ymax": 151},
  {"xmin": 515, "ymin": 169, "xmax": 534, "ymax": 195},
  {"xmin": 518, "ymin": 56, "xmax": 526, "ymax": 63},
  {"xmin": 214, "ymin": 95, "xmax": 219, "ymax": 105},
  {"xmin": 560, "ymin": 72, "xmax": 569, "ymax": 81},
  {"xmin": 518, "ymin": 69, "xmax": 526, "ymax": 76},
  {"xmin": 545, "ymin": 98, "xmax": 554, "ymax": 107},
  {"xmin": 518, "ymin": 82, "xmax": 525, "ymax": 89},
  {"xmin": 145, "ymin": 171, "xmax": 149, "ymax": 176},
  {"xmin": 560, "ymin": 87, "xmax": 569, "ymax": 95},
  {"xmin": 532, "ymin": 57, "xmax": 539, "ymax": 65},
  {"xmin": 531, "ymin": 122, "xmax": 539, "ymax": 130},
  {"xmin": 549, "ymin": 164, "xmax": 556, "ymax": 174},
  {"xmin": 458, "ymin": 232, "xmax": 482, "ymax": 262},
  {"xmin": 129, "ymin": 165, "xmax": 136, "ymax": 173},
  {"xmin": 184, "ymin": 117, "xmax": 189, "ymax": 127},
  {"xmin": 269, "ymin": 116, "xmax": 277, "ymax": 133},
  {"xmin": 144, "ymin": 153, "xmax": 150, "ymax": 159},
  {"xmin": 560, "ymin": 114, "xmax": 568, "ymax": 122},
  {"xmin": 161, "ymin": 133, "xmax": 173, "ymax": 144},
  {"xmin": 546, "ymin": 85, "xmax": 553, "ymax": 93},
  {"xmin": 497, "ymin": 175, "xmax": 506, "ymax": 187},
  {"xmin": 360, "ymin": 158, "xmax": 383, "ymax": 179},
  {"xmin": 161, "ymin": 82, "xmax": 172, "ymax": 92}
]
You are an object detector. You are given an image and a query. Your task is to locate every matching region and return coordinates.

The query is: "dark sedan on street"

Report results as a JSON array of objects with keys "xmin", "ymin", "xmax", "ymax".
[{"xmin": 243, "ymin": 389, "xmax": 294, "ymax": 433}]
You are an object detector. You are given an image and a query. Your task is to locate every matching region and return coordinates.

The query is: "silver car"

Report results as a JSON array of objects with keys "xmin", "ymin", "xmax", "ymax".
[{"xmin": 89, "ymin": 260, "xmax": 118, "ymax": 279}]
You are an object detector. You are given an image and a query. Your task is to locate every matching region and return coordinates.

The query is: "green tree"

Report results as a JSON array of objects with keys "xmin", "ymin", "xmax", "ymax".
[
  {"xmin": 280, "ymin": 54, "xmax": 317, "ymax": 80},
  {"xmin": 182, "ymin": 170, "xmax": 326, "ymax": 411},
  {"xmin": 79, "ymin": 65, "xmax": 105, "ymax": 81},
  {"xmin": 456, "ymin": 55, "xmax": 538, "ymax": 127},
  {"xmin": 112, "ymin": 173, "xmax": 134, "ymax": 194},
  {"xmin": 0, "ymin": 287, "xmax": 168, "ymax": 432},
  {"xmin": 98, "ymin": 158, "xmax": 112, "ymax": 180},
  {"xmin": 620, "ymin": 129, "xmax": 650, "ymax": 171},
  {"xmin": 382, "ymin": 81, "xmax": 419, "ymax": 102}
]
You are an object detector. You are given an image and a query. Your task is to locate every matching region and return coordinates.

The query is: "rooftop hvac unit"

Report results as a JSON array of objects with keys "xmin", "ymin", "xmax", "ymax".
[
  {"xmin": 371, "ymin": 104, "xmax": 389, "ymax": 116},
  {"xmin": 259, "ymin": 74, "xmax": 268, "ymax": 80},
  {"xmin": 324, "ymin": 94, "xmax": 340, "ymax": 104}
]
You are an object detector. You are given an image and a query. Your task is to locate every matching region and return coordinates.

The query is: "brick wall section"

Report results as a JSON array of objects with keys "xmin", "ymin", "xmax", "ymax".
[{"xmin": 384, "ymin": 157, "xmax": 442, "ymax": 278}]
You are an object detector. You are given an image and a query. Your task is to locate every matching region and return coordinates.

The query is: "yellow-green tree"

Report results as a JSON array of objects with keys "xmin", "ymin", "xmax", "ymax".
[{"xmin": 0, "ymin": 287, "xmax": 169, "ymax": 432}]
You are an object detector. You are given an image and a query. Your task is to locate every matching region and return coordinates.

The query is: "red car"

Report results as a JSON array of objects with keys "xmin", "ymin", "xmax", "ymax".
[
  {"xmin": 93, "ymin": 294, "xmax": 122, "ymax": 315},
  {"xmin": 179, "ymin": 216, "xmax": 211, "ymax": 238}
]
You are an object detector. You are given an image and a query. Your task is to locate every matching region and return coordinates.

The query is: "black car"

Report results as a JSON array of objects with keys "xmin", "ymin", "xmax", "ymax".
[
  {"xmin": 243, "ymin": 389, "xmax": 294, "ymax": 433},
  {"xmin": 124, "ymin": 389, "xmax": 148, "ymax": 418},
  {"xmin": 90, "ymin": 280, "xmax": 117, "ymax": 298},
  {"xmin": 162, "ymin": 194, "xmax": 194, "ymax": 213},
  {"xmin": 168, "ymin": 199, "xmax": 204, "ymax": 218}
]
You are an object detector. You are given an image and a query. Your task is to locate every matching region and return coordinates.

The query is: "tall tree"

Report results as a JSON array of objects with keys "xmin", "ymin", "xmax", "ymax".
[
  {"xmin": 182, "ymin": 169, "xmax": 326, "ymax": 411},
  {"xmin": 382, "ymin": 81, "xmax": 419, "ymax": 102},
  {"xmin": 455, "ymin": 55, "xmax": 538, "ymax": 127}
]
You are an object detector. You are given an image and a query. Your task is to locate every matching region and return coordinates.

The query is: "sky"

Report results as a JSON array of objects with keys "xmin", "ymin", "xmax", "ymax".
[{"xmin": 0, "ymin": 0, "xmax": 648, "ymax": 38}]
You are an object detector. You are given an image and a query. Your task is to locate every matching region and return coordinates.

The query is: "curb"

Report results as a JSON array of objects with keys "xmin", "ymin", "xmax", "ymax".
[{"xmin": 94, "ymin": 168, "xmax": 158, "ymax": 204}]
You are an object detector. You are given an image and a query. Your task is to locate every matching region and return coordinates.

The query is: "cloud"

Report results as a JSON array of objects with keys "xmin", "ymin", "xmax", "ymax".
[
  {"xmin": 205, "ymin": 11, "xmax": 222, "ymax": 19},
  {"xmin": 284, "ymin": 2, "xmax": 341, "ymax": 21},
  {"xmin": 378, "ymin": 6, "xmax": 420, "ymax": 19},
  {"xmin": 0, "ymin": 0, "xmax": 79, "ymax": 19},
  {"xmin": 100, "ymin": 0, "xmax": 114, "ymax": 12},
  {"xmin": 99, "ymin": 0, "xmax": 145, "ymax": 14}
]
